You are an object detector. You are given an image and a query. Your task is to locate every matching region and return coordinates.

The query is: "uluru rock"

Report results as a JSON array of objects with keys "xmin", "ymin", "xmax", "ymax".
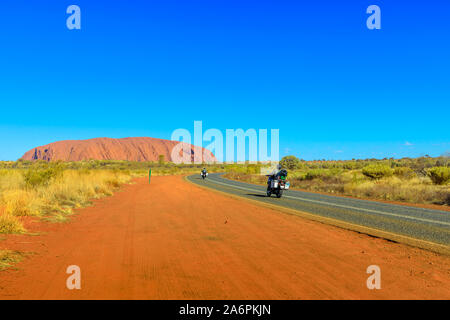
[{"xmin": 20, "ymin": 137, "xmax": 217, "ymax": 163}]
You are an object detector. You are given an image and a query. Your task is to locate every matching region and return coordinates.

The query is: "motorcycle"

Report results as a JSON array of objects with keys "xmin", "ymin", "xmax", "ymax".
[
  {"xmin": 266, "ymin": 169, "xmax": 290, "ymax": 198},
  {"xmin": 201, "ymin": 171, "xmax": 208, "ymax": 180}
]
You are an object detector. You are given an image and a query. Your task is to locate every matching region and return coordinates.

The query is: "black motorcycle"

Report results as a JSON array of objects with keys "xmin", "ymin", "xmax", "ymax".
[
  {"xmin": 201, "ymin": 171, "xmax": 208, "ymax": 179},
  {"xmin": 266, "ymin": 169, "xmax": 290, "ymax": 198}
]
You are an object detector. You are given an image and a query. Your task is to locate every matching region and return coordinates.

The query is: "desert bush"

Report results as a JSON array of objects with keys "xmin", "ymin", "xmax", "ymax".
[
  {"xmin": 301, "ymin": 168, "xmax": 342, "ymax": 181},
  {"xmin": 393, "ymin": 167, "xmax": 415, "ymax": 179},
  {"xmin": 0, "ymin": 212, "xmax": 25, "ymax": 234},
  {"xmin": 22, "ymin": 166, "xmax": 63, "ymax": 188},
  {"xmin": 427, "ymin": 167, "xmax": 450, "ymax": 185},
  {"xmin": 304, "ymin": 169, "xmax": 326, "ymax": 180},
  {"xmin": 362, "ymin": 164, "xmax": 393, "ymax": 179},
  {"xmin": 1, "ymin": 190, "xmax": 40, "ymax": 216},
  {"xmin": 280, "ymin": 156, "xmax": 301, "ymax": 170},
  {"xmin": 158, "ymin": 155, "xmax": 165, "ymax": 165},
  {"xmin": 344, "ymin": 177, "xmax": 449, "ymax": 204},
  {"xmin": 0, "ymin": 168, "xmax": 133, "ymax": 232},
  {"xmin": 246, "ymin": 164, "xmax": 261, "ymax": 174},
  {"xmin": 343, "ymin": 161, "xmax": 359, "ymax": 170},
  {"xmin": 0, "ymin": 170, "xmax": 23, "ymax": 190}
]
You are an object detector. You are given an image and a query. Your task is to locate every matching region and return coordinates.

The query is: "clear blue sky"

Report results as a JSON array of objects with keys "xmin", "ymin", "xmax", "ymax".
[{"xmin": 0, "ymin": 0, "xmax": 449, "ymax": 160}]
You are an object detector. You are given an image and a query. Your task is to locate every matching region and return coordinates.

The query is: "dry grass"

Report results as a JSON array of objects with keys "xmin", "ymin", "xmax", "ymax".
[
  {"xmin": 0, "ymin": 250, "xmax": 24, "ymax": 270},
  {"xmin": 0, "ymin": 161, "xmax": 228, "ymax": 234},
  {"xmin": 0, "ymin": 210, "xmax": 26, "ymax": 234},
  {"xmin": 341, "ymin": 175, "xmax": 449, "ymax": 204},
  {"xmin": 0, "ymin": 169, "xmax": 132, "ymax": 233},
  {"xmin": 225, "ymin": 169, "xmax": 450, "ymax": 206}
]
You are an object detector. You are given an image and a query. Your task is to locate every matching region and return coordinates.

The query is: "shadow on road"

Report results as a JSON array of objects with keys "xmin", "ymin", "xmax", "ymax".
[{"xmin": 246, "ymin": 193, "xmax": 267, "ymax": 198}]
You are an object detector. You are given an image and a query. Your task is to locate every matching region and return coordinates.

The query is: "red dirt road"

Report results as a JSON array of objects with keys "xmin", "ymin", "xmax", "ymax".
[{"xmin": 0, "ymin": 176, "xmax": 449, "ymax": 299}]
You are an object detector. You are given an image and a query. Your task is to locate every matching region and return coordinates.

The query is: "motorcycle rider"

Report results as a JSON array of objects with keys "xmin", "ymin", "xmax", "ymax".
[
  {"xmin": 267, "ymin": 164, "xmax": 282, "ymax": 187},
  {"xmin": 267, "ymin": 164, "xmax": 288, "ymax": 196},
  {"xmin": 201, "ymin": 167, "xmax": 207, "ymax": 178}
]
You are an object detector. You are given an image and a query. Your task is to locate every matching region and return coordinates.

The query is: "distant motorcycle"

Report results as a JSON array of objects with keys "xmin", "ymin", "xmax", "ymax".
[
  {"xmin": 266, "ymin": 169, "xmax": 290, "ymax": 198},
  {"xmin": 201, "ymin": 171, "xmax": 208, "ymax": 180}
]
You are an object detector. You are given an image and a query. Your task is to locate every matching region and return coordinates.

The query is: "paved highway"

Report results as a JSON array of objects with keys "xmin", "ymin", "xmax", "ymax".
[{"xmin": 187, "ymin": 173, "xmax": 450, "ymax": 248}]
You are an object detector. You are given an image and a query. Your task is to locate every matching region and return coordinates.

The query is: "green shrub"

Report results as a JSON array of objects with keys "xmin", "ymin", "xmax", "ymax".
[
  {"xmin": 427, "ymin": 167, "xmax": 450, "ymax": 185},
  {"xmin": 22, "ymin": 166, "xmax": 63, "ymax": 188},
  {"xmin": 305, "ymin": 169, "xmax": 327, "ymax": 180},
  {"xmin": 362, "ymin": 164, "xmax": 393, "ymax": 179},
  {"xmin": 280, "ymin": 155, "xmax": 301, "ymax": 170},
  {"xmin": 393, "ymin": 167, "xmax": 415, "ymax": 179},
  {"xmin": 343, "ymin": 161, "xmax": 358, "ymax": 170},
  {"xmin": 246, "ymin": 164, "xmax": 261, "ymax": 174}
]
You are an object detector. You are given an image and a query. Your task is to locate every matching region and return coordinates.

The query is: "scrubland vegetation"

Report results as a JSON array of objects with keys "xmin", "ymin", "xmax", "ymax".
[
  {"xmin": 0, "ymin": 162, "xmax": 134, "ymax": 234},
  {"xmin": 0, "ymin": 159, "xmax": 226, "ymax": 176},
  {"xmin": 224, "ymin": 156, "xmax": 450, "ymax": 206},
  {"xmin": 0, "ymin": 159, "xmax": 228, "ymax": 235},
  {"xmin": 0, "ymin": 156, "xmax": 448, "ymax": 238}
]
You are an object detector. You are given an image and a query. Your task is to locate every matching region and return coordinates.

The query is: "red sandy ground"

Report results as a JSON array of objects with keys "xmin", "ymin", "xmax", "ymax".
[{"xmin": 0, "ymin": 176, "xmax": 449, "ymax": 299}]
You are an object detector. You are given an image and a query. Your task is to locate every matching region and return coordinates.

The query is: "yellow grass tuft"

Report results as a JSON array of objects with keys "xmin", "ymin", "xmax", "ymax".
[
  {"xmin": 0, "ymin": 168, "xmax": 132, "ymax": 232},
  {"xmin": 2, "ymin": 189, "xmax": 40, "ymax": 216},
  {"xmin": 0, "ymin": 211, "xmax": 25, "ymax": 234},
  {"xmin": 0, "ymin": 249, "xmax": 24, "ymax": 270}
]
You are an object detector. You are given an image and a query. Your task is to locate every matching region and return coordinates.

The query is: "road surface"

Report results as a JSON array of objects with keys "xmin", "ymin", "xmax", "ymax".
[
  {"xmin": 187, "ymin": 173, "xmax": 450, "ymax": 250},
  {"xmin": 0, "ymin": 176, "xmax": 449, "ymax": 299}
]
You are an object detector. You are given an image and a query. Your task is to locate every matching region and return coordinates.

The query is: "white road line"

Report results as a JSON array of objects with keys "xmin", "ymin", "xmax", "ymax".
[{"xmin": 203, "ymin": 177, "xmax": 450, "ymax": 227}]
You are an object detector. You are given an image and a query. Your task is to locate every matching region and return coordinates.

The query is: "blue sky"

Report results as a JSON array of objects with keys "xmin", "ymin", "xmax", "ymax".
[{"xmin": 0, "ymin": 0, "xmax": 449, "ymax": 160}]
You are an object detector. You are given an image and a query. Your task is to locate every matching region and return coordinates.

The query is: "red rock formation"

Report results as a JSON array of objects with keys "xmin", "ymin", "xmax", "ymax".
[{"xmin": 20, "ymin": 137, "xmax": 217, "ymax": 163}]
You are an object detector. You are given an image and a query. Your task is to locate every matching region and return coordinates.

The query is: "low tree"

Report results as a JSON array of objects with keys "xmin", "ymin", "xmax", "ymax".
[
  {"xmin": 427, "ymin": 167, "xmax": 450, "ymax": 185},
  {"xmin": 362, "ymin": 164, "xmax": 393, "ymax": 180},
  {"xmin": 393, "ymin": 167, "xmax": 415, "ymax": 179},
  {"xmin": 158, "ymin": 154, "xmax": 165, "ymax": 166},
  {"xmin": 280, "ymin": 155, "xmax": 301, "ymax": 170}
]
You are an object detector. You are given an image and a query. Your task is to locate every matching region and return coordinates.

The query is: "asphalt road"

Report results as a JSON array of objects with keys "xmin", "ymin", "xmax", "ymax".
[{"xmin": 187, "ymin": 173, "xmax": 450, "ymax": 247}]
